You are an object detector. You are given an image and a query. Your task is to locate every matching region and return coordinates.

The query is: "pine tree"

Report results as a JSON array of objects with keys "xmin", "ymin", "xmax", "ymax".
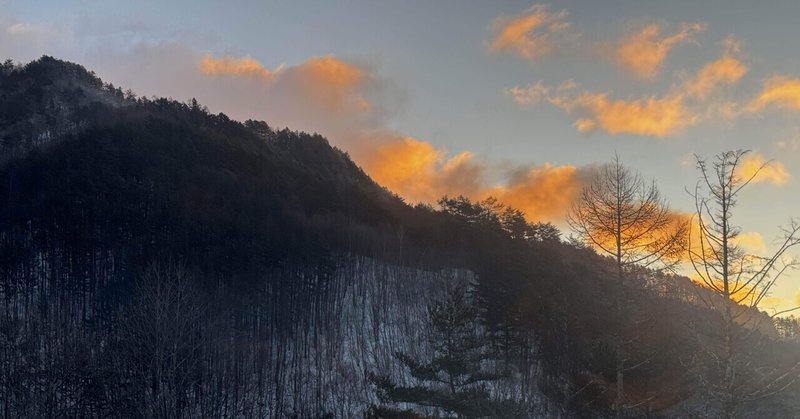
[{"xmin": 369, "ymin": 284, "xmax": 523, "ymax": 418}]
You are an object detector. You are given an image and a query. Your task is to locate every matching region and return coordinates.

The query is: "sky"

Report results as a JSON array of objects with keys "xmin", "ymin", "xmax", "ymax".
[{"xmin": 2, "ymin": 0, "xmax": 799, "ymax": 312}]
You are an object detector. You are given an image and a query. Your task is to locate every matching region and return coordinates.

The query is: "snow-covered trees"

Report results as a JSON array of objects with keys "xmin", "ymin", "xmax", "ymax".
[{"xmin": 369, "ymin": 284, "xmax": 524, "ymax": 417}]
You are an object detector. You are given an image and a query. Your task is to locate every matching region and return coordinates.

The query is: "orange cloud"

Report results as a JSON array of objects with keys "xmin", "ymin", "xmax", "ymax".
[
  {"xmin": 199, "ymin": 54, "xmax": 370, "ymax": 116},
  {"xmin": 482, "ymin": 164, "xmax": 584, "ymax": 221},
  {"xmin": 615, "ymin": 22, "xmax": 706, "ymax": 79},
  {"xmin": 488, "ymin": 4, "xmax": 570, "ymax": 61},
  {"xmin": 733, "ymin": 231, "xmax": 768, "ymax": 254},
  {"xmin": 199, "ymin": 55, "xmax": 275, "ymax": 80},
  {"xmin": 361, "ymin": 137, "xmax": 587, "ymax": 222},
  {"xmin": 736, "ymin": 153, "xmax": 790, "ymax": 185},
  {"xmin": 684, "ymin": 38, "xmax": 747, "ymax": 99},
  {"xmin": 507, "ymin": 39, "xmax": 746, "ymax": 137},
  {"xmin": 361, "ymin": 137, "xmax": 484, "ymax": 204},
  {"xmin": 750, "ymin": 76, "xmax": 800, "ymax": 111},
  {"xmin": 553, "ymin": 92, "xmax": 692, "ymax": 137},
  {"xmin": 199, "ymin": 53, "xmax": 585, "ymax": 222},
  {"xmin": 286, "ymin": 56, "xmax": 369, "ymax": 113}
]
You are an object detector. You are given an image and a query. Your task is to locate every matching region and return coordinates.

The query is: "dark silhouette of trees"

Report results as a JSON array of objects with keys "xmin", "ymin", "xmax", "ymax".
[
  {"xmin": 689, "ymin": 150, "xmax": 800, "ymax": 418},
  {"xmin": 567, "ymin": 154, "xmax": 688, "ymax": 416},
  {"xmin": 117, "ymin": 263, "xmax": 208, "ymax": 418}
]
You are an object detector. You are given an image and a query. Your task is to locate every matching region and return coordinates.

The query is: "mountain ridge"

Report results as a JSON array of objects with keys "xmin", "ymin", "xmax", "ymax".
[{"xmin": 0, "ymin": 56, "xmax": 798, "ymax": 418}]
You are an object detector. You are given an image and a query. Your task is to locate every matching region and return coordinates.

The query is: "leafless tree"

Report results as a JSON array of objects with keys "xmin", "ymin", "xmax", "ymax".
[
  {"xmin": 118, "ymin": 262, "xmax": 208, "ymax": 419},
  {"xmin": 689, "ymin": 150, "xmax": 800, "ymax": 418},
  {"xmin": 568, "ymin": 154, "xmax": 688, "ymax": 417}
]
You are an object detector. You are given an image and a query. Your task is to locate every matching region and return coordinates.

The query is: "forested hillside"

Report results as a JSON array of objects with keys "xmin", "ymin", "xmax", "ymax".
[{"xmin": 1, "ymin": 57, "xmax": 799, "ymax": 418}]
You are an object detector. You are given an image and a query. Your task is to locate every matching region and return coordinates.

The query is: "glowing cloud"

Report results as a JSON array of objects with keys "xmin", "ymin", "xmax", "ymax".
[
  {"xmin": 615, "ymin": 22, "xmax": 706, "ymax": 79},
  {"xmin": 362, "ymin": 137, "xmax": 485, "ymax": 204},
  {"xmin": 506, "ymin": 39, "xmax": 746, "ymax": 137},
  {"xmin": 482, "ymin": 164, "xmax": 586, "ymax": 221},
  {"xmin": 359, "ymin": 136, "xmax": 589, "ymax": 222},
  {"xmin": 750, "ymin": 76, "xmax": 800, "ymax": 111},
  {"xmin": 488, "ymin": 4, "xmax": 570, "ymax": 61},
  {"xmin": 734, "ymin": 232, "xmax": 768, "ymax": 255},
  {"xmin": 736, "ymin": 153, "xmax": 790, "ymax": 185},
  {"xmin": 199, "ymin": 54, "xmax": 370, "ymax": 115},
  {"xmin": 199, "ymin": 55, "xmax": 275, "ymax": 80},
  {"xmin": 683, "ymin": 38, "xmax": 747, "ymax": 99},
  {"xmin": 198, "ymin": 53, "xmax": 587, "ymax": 221},
  {"xmin": 550, "ymin": 91, "xmax": 693, "ymax": 137},
  {"xmin": 287, "ymin": 56, "xmax": 370, "ymax": 113}
]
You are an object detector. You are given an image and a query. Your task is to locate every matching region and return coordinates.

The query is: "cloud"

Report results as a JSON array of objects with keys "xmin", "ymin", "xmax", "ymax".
[
  {"xmin": 614, "ymin": 22, "xmax": 706, "ymax": 79},
  {"xmin": 197, "ymin": 54, "xmax": 587, "ymax": 221},
  {"xmin": 683, "ymin": 37, "xmax": 747, "ymax": 99},
  {"xmin": 505, "ymin": 81, "xmax": 550, "ymax": 106},
  {"xmin": 749, "ymin": 76, "xmax": 800, "ymax": 111},
  {"xmin": 776, "ymin": 137, "xmax": 800, "ymax": 152},
  {"xmin": 736, "ymin": 152, "xmax": 790, "ymax": 185},
  {"xmin": 554, "ymin": 92, "xmax": 692, "ymax": 137},
  {"xmin": 199, "ymin": 53, "xmax": 374, "ymax": 118},
  {"xmin": 199, "ymin": 55, "xmax": 276, "ymax": 80},
  {"xmin": 487, "ymin": 4, "xmax": 570, "ymax": 61},
  {"xmin": 0, "ymin": 15, "xmax": 68, "ymax": 62},
  {"xmin": 361, "ymin": 136, "xmax": 589, "ymax": 222},
  {"xmin": 1, "ymin": 10, "xmax": 590, "ymax": 224},
  {"xmin": 481, "ymin": 164, "xmax": 590, "ymax": 221},
  {"xmin": 506, "ymin": 39, "xmax": 747, "ymax": 137},
  {"xmin": 360, "ymin": 136, "xmax": 485, "ymax": 204},
  {"xmin": 733, "ymin": 231, "xmax": 768, "ymax": 254}
]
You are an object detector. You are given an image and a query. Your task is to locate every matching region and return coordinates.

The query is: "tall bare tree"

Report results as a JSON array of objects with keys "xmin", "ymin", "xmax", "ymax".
[
  {"xmin": 568, "ymin": 155, "xmax": 687, "ymax": 416},
  {"xmin": 689, "ymin": 150, "xmax": 800, "ymax": 418},
  {"xmin": 118, "ymin": 263, "xmax": 208, "ymax": 419}
]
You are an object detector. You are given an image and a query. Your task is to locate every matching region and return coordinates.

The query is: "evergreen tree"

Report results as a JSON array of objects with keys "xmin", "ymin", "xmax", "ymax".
[{"xmin": 369, "ymin": 284, "xmax": 523, "ymax": 418}]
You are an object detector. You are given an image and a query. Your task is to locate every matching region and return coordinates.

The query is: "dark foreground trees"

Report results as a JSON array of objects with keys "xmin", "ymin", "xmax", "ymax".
[
  {"xmin": 689, "ymin": 150, "xmax": 800, "ymax": 418},
  {"xmin": 567, "ymin": 155, "xmax": 688, "ymax": 416}
]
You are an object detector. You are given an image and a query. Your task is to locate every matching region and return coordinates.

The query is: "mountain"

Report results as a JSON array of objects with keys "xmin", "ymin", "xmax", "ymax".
[{"xmin": 0, "ymin": 56, "xmax": 798, "ymax": 418}]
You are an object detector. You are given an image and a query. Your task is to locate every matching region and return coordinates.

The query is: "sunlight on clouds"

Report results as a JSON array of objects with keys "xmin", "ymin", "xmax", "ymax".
[
  {"xmin": 199, "ymin": 55, "xmax": 276, "ymax": 80},
  {"xmin": 199, "ymin": 54, "xmax": 369, "ymax": 115},
  {"xmin": 488, "ymin": 4, "xmax": 570, "ymax": 61},
  {"xmin": 292, "ymin": 56, "xmax": 370, "ymax": 113},
  {"xmin": 199, "ymin": 53, "xmax": 587, "ymax": 222},
  {"xmin": 750, "ymin": 76, "xmax": 800, "ymax": 111},
  {"xmin": 506, "ymin": 85, "xmax": 693, "ymax": 137},
  {"xmin": 362, "ymin": 137, "xmax": 587, "ymax": 222},
  {"xmin": 736, "ymin": 153, "xmax": 790, "ymax": 185},
  {"xmin": 684, "ymin": 38, "xmax": 747, "ymax": 99},
  {"xmin": 615, "ymin": 22, "xmax": 706, "ymax": 79},
  {"xmin": 363, "ymin": 137, "xmax": 484, "ymax": 204},
  {"xmin": 557, "ymin": 93, "xmax": 691, "ymax": 137},
  {"xmin": 734, "ymin": 231, "xmax": 768, "ymax": 255},
  {"xmin": 506, "ymin": 38, "xmax": 747, "ymax": 137},
  {"xmin": 482, "ymin": 164, "xmax": 584, "ymax": 222}
]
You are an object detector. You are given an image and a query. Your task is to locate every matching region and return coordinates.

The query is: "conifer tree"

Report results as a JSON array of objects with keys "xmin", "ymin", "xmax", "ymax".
[{"xmin": 369, "ymin": 284, "xmax": 523, "ymax": 418}]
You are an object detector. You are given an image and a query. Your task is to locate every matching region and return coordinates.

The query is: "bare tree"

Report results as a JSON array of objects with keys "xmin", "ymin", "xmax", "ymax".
[
  {"xmin": 568, "ymin": 154, "xmax": 687, "ymax": 417},
  {"xmin": 118, "ymin": 262, "xmax": 208, "ymax": 419},
  {"xmin": 689, "ymin": 150, "xmax": 800, "ymax": 418}
]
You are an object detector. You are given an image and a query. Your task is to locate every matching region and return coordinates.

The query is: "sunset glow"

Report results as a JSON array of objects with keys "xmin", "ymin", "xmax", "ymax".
[{"xmin": 3, "ymin": 0, "xmax": 799, "ymax": 324}]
